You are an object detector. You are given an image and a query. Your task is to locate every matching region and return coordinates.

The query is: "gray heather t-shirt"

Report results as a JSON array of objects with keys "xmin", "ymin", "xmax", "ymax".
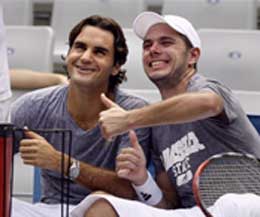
[
  {"xmin": 151, "ymin": 74, "xmax": 260, "ymax": 208},
  {"xmin": 11, "ymin": 85, "xmax": 151, "ymax": 204}
]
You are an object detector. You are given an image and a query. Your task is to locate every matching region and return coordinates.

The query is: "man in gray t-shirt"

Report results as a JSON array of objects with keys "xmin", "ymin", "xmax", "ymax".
[
  {"xmin": 12, "ymin": 86, "xmax": 150, "ymax": 205},
  {"xmin": 10, "ymin": 15, "xmax": 151, "ymax": 215},
  {"xmin": 80, "ymin": 11, "xmax": 260, "ymax": 217},
  {"xmin": 150, "ymin": 74, "xmax": 260, "ymax": 208}
]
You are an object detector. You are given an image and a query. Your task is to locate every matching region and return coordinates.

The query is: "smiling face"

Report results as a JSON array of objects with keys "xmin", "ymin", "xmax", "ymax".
[
  {"xmin": 142, "ymin": 23, "xmax": 195, "ymax": 88},
  {"xmin": 66, "ymin": 25, "xmax": 119, "ymax": 91}
]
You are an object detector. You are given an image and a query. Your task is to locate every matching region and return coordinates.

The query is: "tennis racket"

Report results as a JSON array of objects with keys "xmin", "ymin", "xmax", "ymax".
[{"xmin": 192, "ymin": 152, "xmax": 260, "ymax": 217}]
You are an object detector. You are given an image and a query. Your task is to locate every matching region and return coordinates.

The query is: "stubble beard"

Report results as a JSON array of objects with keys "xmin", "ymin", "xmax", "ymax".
[{"xmin": 149, "ymin": 65, "xmax": 186, "ymax": 91}]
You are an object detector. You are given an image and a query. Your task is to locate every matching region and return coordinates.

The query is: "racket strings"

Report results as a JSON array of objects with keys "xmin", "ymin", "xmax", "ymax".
[{"xmin": 199, "ymin": 157, "xmax": 260, "ymax": 208}]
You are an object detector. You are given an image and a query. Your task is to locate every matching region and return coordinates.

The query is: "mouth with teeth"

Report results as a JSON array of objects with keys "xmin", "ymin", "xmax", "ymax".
[
  {"xmin": 75, "ymin": 64, "xmax": 97, "ymax": 74},
  {"xmin": 148, "ymin": 60, "xmax": 169, "ymax": 69}
]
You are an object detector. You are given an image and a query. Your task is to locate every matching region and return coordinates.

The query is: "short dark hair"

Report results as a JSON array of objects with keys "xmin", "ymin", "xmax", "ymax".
[{"xmin": 68, "ymin": 15, "xmax": 128, "ymax": 91}]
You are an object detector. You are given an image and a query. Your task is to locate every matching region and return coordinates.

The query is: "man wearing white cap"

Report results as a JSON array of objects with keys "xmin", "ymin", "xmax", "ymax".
[{"xmin": 70, "ymin": 11, "xmax": 260, "ymax": 217}]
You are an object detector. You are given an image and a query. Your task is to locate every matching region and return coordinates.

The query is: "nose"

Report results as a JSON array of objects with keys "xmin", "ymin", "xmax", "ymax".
[
  {"xmin": 149, "ymin": 42, "xmax": 161, "ymax": 55},
  {"xmin": 80, "ymin": 49, "xmax": 93, "ymax": 63}
]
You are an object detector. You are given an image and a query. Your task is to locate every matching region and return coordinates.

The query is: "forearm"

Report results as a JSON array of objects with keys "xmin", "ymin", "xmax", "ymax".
[
  {"xmin": 77, "ymin": 163, "xmax": 137, "ymax": 199},
  {"xmin": 128, "ymin": 92, "xmax": 223, "ymax": 129},
  {"xmin": 10, "ymin": 69, "xmax": 67, "ymax": 89},
  {"xmin": 155, "ymin": 197, "xmax": 177, "ymax": 209},
  {"xmin": 156, "ymin": 188, "xmax": 180, "ymax": 209},
  {"xmin": 155, "ymin": 172, "xmax": 180, "ymax": 209},
  {"xmin": 54, "ymin": 153, "xmax": 137, "ymax": 199}
]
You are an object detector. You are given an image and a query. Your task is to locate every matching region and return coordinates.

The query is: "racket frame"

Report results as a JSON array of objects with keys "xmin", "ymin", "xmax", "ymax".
[{"xmin": 192, "ymin": 152, "xmax": 260, "ymax": 217}]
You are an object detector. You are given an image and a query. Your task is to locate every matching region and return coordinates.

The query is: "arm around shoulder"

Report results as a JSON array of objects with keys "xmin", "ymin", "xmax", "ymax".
[{"xmin": 127, "ymin": 91, "xmax": 224, "ymax": 129}]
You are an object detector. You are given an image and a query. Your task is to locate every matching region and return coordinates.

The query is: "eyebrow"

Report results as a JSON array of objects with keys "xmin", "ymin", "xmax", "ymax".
[
  {"xmin": 143, "ymin": 38, "xmax": 152, "ymax": 46},
  {"xmin": 143, "ymin": 36, "xmax": 176, "ymax": 45},
  {"xmin": 95, "ymin": 46, "xmax": 110, "ymax": 54},
  {"xmin": 159, "ymin": 36, "xmax": 176, "ymax": 41},
  {"xmin": 73, "ymin": 40, "xmax": 110, "ymax": 53},
  {"xmin": 73, "ymin": 41, "xmax": 86, "ymax": 48}
]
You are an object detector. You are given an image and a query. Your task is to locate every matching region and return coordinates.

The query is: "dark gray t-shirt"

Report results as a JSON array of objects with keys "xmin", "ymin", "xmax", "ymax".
[
  {"xmin": 11, "ymin": 85, "xmax": 151, "ymax": 204},
  {"xmin": 151, "ymin": 74, "xmax": 260, "ymax": 208}
]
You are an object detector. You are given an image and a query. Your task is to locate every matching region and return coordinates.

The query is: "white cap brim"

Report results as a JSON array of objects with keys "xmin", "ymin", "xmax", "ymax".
[
  {"xmin": 133, "ymin": 11, "xmax": 201, "ymax": 50},
  {"xmin": 133, "ymin": 12, "xmax": 165, "ymax": 39}
]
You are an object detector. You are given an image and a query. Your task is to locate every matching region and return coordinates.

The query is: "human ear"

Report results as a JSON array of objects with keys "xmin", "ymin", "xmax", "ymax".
[
  {"xmin": 188, "ymin": 48, "xmax": 200, "ymax": 66},
  {"xmin": 111, "ymin": 64, "xmax": 120, "ymax": 76}
]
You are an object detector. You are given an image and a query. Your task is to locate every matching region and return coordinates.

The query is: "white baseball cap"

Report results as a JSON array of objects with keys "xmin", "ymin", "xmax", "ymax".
[{"xmin": 133, "ymin": 11, "xmax": 201, "ymax": 50}]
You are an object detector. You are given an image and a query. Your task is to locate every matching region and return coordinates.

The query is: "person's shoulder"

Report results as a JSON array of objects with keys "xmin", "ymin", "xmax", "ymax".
[
  {"xmin": 188, "ymin": 74, "xmax": 208, "ymax": 90},
  {"xmin": 115, "ymin": 88, "xmax": 150, "ymax": 110},
  {"xmin": 11, "ymin": 85, "xmax": 68, "ymax": 126},
  {"xmin": 189, "ymin": 74, "xmax": 231, "ymax": 93},
  {"xmin": 12, "ymin": 85, "xmax": 67, "ymax": 109}
]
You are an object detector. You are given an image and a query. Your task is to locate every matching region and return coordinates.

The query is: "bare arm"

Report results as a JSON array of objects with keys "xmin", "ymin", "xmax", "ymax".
[
  {"xmin": 20, "ymin": 131, "xmax": 137, "ymax": 199},
  {"xmin": 155, "ymin": 171, "xmax": 180, "ymax": 209},
  {"xmin": 129, "ymin": 91, "xmax": 224, "ymax": 128},
  {"xmin": 75, "ymin": 161, "xmax": 136, "ymax": 199},
  {"xmin": 54, "ymin": 153, "xmax": 137, "ymax": 199},
  {"xmin": 100, "ymin": 91, "xmax": 224, "ymax": 139},
  {"xmin": 10, "ymin": 69, "xmax": 68, "ymax": 89}
]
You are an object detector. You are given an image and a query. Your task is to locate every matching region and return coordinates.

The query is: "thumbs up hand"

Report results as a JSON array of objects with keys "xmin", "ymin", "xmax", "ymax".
[
  {"xmin": 19, "ymin": 130, "xmax": 60, "ymax": 171},
  {"xmin": 100, "ymin": 92, "xmax": 119, "ymax": 109},
  {"xmin": 99, "ymin": 93, "xmax": 131, "ymax": 140},
  {"xmin": 116, "ymin": 130, "xmax": 148, "ymax": 185}
]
